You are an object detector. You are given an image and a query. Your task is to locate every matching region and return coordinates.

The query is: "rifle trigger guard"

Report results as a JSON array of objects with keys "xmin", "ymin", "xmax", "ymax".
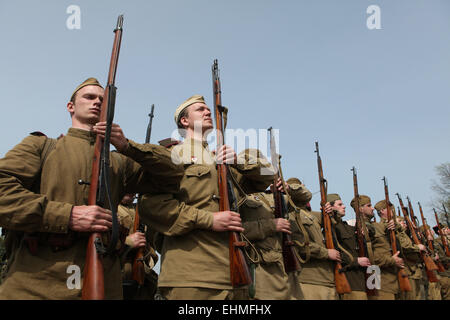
[
  {"xmin": 233, "ymin": 241, "xmax": 247, "ymax": 248},
  {"xmin": 94, "ymin": 237, "xmax": 107, "ymax": 255}
]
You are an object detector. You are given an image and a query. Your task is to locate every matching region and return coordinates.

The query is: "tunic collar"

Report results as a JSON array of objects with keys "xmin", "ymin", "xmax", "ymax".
[{"xmin": 67, "ymin": 127, "xmax": 96, "ymax": 143}]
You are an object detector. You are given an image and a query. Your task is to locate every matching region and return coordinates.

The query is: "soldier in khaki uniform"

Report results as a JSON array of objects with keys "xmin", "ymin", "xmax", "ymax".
[
  {"xmin": 433, "ymin": 224, "xmax": 450, "ymax": 300},
  {"xmin": 292, "ymin": 185, "xmax": 339, "ymax": 300},
  {"xmin": 370, "ymin": 200, "xmax": 421, "ymax": 300},
  {"xmin": 0, "ymin": 78, "xmax": 182, "ymax": 299},
  {"xmin": 134, "ymin": 95, "xmax": 274, "ymax": 300},
  {"xmin": 119, "ymin": 193, "xmax": 159, "ymax": 300},
  {"xmin": 239, "ymin": 178, "xmax": 307, "ymax": 300},
  {"xmin": 326, "ymin": 194, "xmax": 371, "ymax": 300},
  {"xmin": 395, "ymin": 216, "xmax": 426, "ymax": 300}
]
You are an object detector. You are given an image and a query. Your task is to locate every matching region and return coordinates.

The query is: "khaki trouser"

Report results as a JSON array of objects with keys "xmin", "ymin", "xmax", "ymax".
[
  {"xmin": 427, "ymin": 281, "xmax": 442, "ymax": 300},
  {"xmin": 440, "ymin": 277, "xmax": 450, "ymax": 300},
  {"xmin": 368, "ymin": 290, "xmax": 396, "ymax": 300},
  {"xmin": 340, "ymin": 291, "xmax": 368, "ymax": 300},
  {"xmin": 159, "ymin": 287, "xmax": 249, "ymax": 300},
  {"xmin": 299, "ymin": 283, "xmax": 337, "ymax": 300},
  {"xmin": 397, "ymin": 278, "xmax": 421, "ymax": 300}
]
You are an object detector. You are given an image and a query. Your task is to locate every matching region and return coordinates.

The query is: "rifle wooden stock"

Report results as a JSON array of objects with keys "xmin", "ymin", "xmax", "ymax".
[
  {"xmin": 383, "ymin": 180, "xmax": 411, "ymax": 292},
  {"xmin": 418, "ymin": 203, "xmax": 446, "ymax": 272},
  {"xmin": 212, "ymin": 59, "xmax": 251, "ymax": 287},
  {"xmin": 131, "ymin": 206, "xmax": 145, "ymax": 286},
  {"xmin": 315, "ymin": 142, "xmax": 351, "ymax": 294},
  {"xmin": 434, "ymin": 209, "xmax": 450, "ymax": 257},
  {"xmin": 82, "ymin": 15, "xmax": 124, "ymax": 300},
  {"xmin": 268, "ymin": 128, "xmax": 301, "ymax": 273},
  {"xmin": 401, "ymin": 208, "xmax": 438, "ymax": 282},
  {"xmin": 351, "ymin": 167, "xmax": 377, "ymax": 296}
]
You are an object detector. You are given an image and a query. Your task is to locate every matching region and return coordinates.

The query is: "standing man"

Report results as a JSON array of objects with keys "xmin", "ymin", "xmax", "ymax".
[
  {"xmin": 239, "ymin": 178, "xmax": 306, "ymax": 300},
  {"xmin": 135, "ymin": 95, "xmax": 274, "ymax": 300},
  {"xmin": 326, "ymin": 194, "xmax": 371, "ymax": 300},
  {"xmin": 294, "ymin": 186, "xmax": 339, "ymax": 300},
  {"xmin": 371, "ymin": 200, "xmax": 421, "ymax": 300},
  {"xmin": 0, "ymin": 78, "xmax": 182, "ymax": 299}
]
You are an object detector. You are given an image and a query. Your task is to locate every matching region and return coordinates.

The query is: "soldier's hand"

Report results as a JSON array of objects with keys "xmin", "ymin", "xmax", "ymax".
[
  {"xmin": 69, "ymin": 205, "xmax": 113, "ymax": 232},
  {"xmin": 274, "ymin": 218, "xmax": 291, "ymax": 234},
  {"xmin": 126, "ymin": 232, "xmax": 147, "ymax": 249},
  {"xmin": 93, "ymin": 122, "xmax": 129, "ymax": 152},
  {"xmin": 215, "ymin": 145, "xmax": 237, "ymax": 165},
  {"xmin": 327, "ymin": 249, "xmax": 341, "ymax": 262},
  {"xmin": 392, "ymin": 251, "xmax": 404, "ymax": 268},
  {"xmin": 386, "ymin": 220, "xmax": 395, "ymax": 231},
  {"xmin": 212, "ymin": 211, "xmax": 244, "ymax": 232},
  {"xmin": 357, "ymin": 257, "xmax": 371, "ymax": 267},
  {"xmin": 417, "ymin": 244, "xmax": 427, "ymax": 252},
  {"xmin": 275, "ymin": 178, "xmax": 289, "ymax": 193},
  {"xmin": 322, "ymin": 202, "xmax": 333, "ymax": 215}
]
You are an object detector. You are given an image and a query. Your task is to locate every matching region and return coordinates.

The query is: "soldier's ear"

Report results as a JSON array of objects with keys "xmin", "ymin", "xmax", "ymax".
[{"xmin": 67, "ymin": 101, "xmax": 75, "ymax": 116}]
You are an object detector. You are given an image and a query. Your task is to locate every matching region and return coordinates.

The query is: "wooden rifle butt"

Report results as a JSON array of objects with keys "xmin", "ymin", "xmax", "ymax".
[
  {"xmin": 131, "ymin": 248, "xmax": 146, "ymax": 286},
  {"xmin": 437, "ymin": 261, "xmax": 446, "ymax": 273},
  {"xmin": 82, "ymin": 232, "xmax": 105, "ymax": 300},
  {"xmin": 398, "ymin": 269, "xmax": 412, "ymax": 292},
  {"xmin": 425, "ymin": 269, "xmax": 439, "ymax": 283},
  {"xmin": 334, "ymin": 263, "xmax": 352, "ymax": 294},
  {"xmin": 229, "ymin": 231, "xmax": 252, "ymax": 287}
]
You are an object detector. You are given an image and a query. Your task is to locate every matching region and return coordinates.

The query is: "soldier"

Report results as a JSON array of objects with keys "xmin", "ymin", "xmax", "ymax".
[
  {"xmin": 131, "ymin": 95, "xmax": 274, "ymax": 300},
  {"xmin": 294, "ymin": 186, "xmax": 339, "ymax": 300},
  {"xmin": 325, "ymin": 194, "xmax": 371, "ymax": 300},
  {"xmin": 0, "ymin": 78, "xmax": 182, "ymax": 299},
  {"xmin": 433, "ymin": 224, "xmax": 450, "ymax": 300},
  {"xmin": 119, "ymin": 193, "xmax": 159, "ymax": 300},
  {"xmin": 239, "ymin": 178, "xmax": 306, "ymax": 300},
  {"xmin": 395, "ymin": 215, "xmax": 426, "ymax": 300},
  {"xmin": 371, "ymin": 200, "xmax": 421, "ymax": 300}
]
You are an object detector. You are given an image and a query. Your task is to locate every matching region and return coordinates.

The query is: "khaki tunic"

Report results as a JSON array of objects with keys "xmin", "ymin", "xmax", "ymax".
[
  {"xmin": 372, "ymin": 219, "xmax": 420, "ymax": 295},
  {"xmin": 0, "ymin": 128, "xmax": 181, "ymax": 299},
  {"xmin": 240, "ymin": 183, "xmax": 308, "ymax": 300},
  {"xmin": 137, "ymin": 139, "xmax": 273, "ymax": 294},
  {"xmin": 296, "ymin": 209, "xmax": 335, "ymax": 289}
]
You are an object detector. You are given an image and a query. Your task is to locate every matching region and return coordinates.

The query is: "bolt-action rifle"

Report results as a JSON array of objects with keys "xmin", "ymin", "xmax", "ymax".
[
  {"xmin": 268, "ymin": 127, "xmax": 301, "ymax": 273},
  {"xmin": 382, "ymin": 178, "xmax": 411, "ymax": 292},
  {"xmin": 418, "ymin": 202, "xmax": 446, "ymax": 272},
  {"xmin": 351, "ymin": 167, "xmax": 377, "ymax": 296},
  {"xmin": 212, "ymin": 59, "xmax": 251, "ymax": 287},
  {"xmin": 82, "ymin": 15, "xmax": 124, "ymax": 300},
  {"xmin": 131, "ymin": 105, "xmax": 155, "ymax": 286},
  {"xmin": 396, "ymin": 194, "xmax": 438, "ymax": 282},
  {"xmin": 315, "ymin": 142, "xmax": 351, "ymax": 294}
]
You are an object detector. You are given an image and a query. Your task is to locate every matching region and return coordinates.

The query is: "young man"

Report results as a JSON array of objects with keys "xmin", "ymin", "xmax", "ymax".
[
  {"xmin": 0, "ymin": 78, "xmax": 181, "ymax": 299},
  {"xmin": 134, "ymin": 95, "xmax": 274, "ymax": 300},
  {"xmin": 326, "ymin": 194, "xmax": 371, "ymax": 300},
  {"xmin": 371, "ymin": 200, "xmax": 422, "ymax": 300}
]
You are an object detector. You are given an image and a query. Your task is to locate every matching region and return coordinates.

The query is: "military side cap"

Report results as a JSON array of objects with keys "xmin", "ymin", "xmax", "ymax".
[
  {"xmin": 174, "ymin": 95, "xmax": 206, "ymax": 124},
  {"xmin": 374, "ymin": 200, "xmax": 393, "ymax": 211},
  {"xmin": 326, "ymin": 193, "xmax": 341, "ymax": 203},
  {"xmin": 70, "ymin": 77, "xmax": 103, "ymax": 101},
  {"xmin": 286, "ymin": 177, "xmax": 302, "ymax": 186},
  {"xmin": 350, "ymin": 195, "xmax": 371, "ymax": 210}
]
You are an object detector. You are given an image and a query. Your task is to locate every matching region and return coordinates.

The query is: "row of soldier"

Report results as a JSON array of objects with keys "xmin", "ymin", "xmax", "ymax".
[{"xmin": 0, "ymin": 77, "xmax": 449, "ymax": 300}]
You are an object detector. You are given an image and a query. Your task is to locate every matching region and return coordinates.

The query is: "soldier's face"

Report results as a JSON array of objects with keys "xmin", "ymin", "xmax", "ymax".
[
  {"xmin": 182, "ymin": 102, "xmax": 213, "ymax": 132},
  {"xmin": 360, "ymin": 203, "xmax": 374, "ymax": 218},
  {"xmin": 68, "ymin": 85, "xmax": 104, "ymax": 125},
  {"xmin": 332, "ymin": 200, "xmax": 346, "ymax": 217}
]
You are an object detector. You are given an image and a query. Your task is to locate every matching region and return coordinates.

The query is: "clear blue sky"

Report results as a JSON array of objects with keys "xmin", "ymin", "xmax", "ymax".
[{"xmin": 1, "ymin": 1, "xmax": 449, "ymax": 253}]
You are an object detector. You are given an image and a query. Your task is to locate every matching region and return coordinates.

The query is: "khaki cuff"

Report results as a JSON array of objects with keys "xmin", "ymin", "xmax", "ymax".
[
  {"xmin": 41, "ymin": 201, "xmax": 73, "ymax": 233},
  {"xmin": 195, "ymin": 209, "xmax": 214, "ymax": 230}
]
